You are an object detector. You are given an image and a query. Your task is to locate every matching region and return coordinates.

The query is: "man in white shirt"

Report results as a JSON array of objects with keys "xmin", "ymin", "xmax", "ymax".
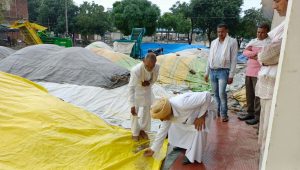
[
  {"xmin": 144, "ymin": 92, "xmax": 217, "ymax": 164},
  {"xmin": 204, "ymin": 23, "xmax": 238, "ymax": 122},
  {"xmin": 129, "ymin": 52, "xmax": 160, "ymax": 141}
]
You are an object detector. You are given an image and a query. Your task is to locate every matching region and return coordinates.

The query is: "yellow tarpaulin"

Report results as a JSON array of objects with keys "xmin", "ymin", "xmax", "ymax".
[
  {"xmin": 232, "ymin": 86, "xmax": 247, "ymax": 107},
  {"xmin": 0, "ymin": 72, "xmax": 166, "ymax": 170}
]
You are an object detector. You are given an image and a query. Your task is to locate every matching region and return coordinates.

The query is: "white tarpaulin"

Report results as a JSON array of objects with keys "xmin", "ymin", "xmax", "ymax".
[
  {"xmin": 113, "ymin": 41, "xmax": 135, "ymax": 55},
  {"xmin": 38, "ymin": 82, "xmax": 174, "ymax": 132}
]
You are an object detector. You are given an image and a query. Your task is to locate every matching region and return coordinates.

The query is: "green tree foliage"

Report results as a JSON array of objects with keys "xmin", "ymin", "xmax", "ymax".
[
  {"xmin": 191, "ymin": 0, "xmax": 243, "ymax": 45},
  {"xmin": 170, "ymin": 1, "xmax": 193, "ymax": 43},
  {"xmin": 28, "ymin": 0, "xmax": 41, "ymax": 22},
  {"xmin": 238, "ymin": 8, "xmax": 271, "ymax": 39},
  {"xmin": 157, "ymin": 12, "xmax": 177, "ymax": 40},
  {"xmin": 36, "ymin": 0, "xmax": 78, "ymax": 34},
  {"xmin": 0, "ymin": 0, "xmax": 11, "ymax": 22},
  {"xmin": 174, "ymin": 13, "xmax": 191, "ymax": 34},
  {"xmin": 0, "ymin": 4, "xmax": 4, "ymax": 22},
  {"xmin": 75, "ymin": 2, "xmax": 111, "ymax": 37},
  {"xmin": 111, "ymin": 0, "xmax": 160, "ymax": 36}
]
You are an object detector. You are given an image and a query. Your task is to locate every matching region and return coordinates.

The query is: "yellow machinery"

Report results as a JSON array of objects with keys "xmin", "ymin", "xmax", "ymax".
[
  {"xmin": 10, "ymin": 20, "xmax": 46, "ymax": 45},
  {"xmin": 10, "ymin": 21, "xmax": 72, "ymax": 47}
]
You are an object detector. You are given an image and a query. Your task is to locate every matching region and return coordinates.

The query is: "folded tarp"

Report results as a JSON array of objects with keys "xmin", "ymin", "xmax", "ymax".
[
  {"xmin": 0, "ymin": 71, "xmax": 166, "ymax": 170},
  {"xmin": 0, "ymin": 46, "xmax": 15, "ymax": 60},
  {"xmin": 0, "ymin": 44, "xmax": 129, "ymax": 89}
]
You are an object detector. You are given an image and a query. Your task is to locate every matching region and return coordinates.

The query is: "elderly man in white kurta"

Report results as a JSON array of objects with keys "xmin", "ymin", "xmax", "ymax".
[
  {"xmin": 129, "ymin": 52, "xmax": 160, "ymax": 141},
  {"xmin": 144, "ymin": 92, "xmax": 217, "ymax": 164}
]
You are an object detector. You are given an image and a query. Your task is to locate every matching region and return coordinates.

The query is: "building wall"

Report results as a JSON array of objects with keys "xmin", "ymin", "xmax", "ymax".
[
  {"xmin": 4, "ymin": 0, "xmax": 28, "ymax": 23},
  {"xmin": 261, "ymin": 0, "xmax": 285, "ymax": 29},
  {"xmin": 262, "ymin": 0, "xmax": 274, "ymax": 19},
  {"xmin": 262, "ymin": 0, "xmax": 300, "ymax": 169}
]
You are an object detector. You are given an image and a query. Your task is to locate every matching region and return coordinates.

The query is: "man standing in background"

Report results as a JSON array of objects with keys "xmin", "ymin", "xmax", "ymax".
[{"xmin": 205, "ymin": 23, "xmax": 238, "ymax": 122}]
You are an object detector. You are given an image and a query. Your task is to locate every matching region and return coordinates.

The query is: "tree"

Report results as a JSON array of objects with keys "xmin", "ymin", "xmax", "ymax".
[
  {"xmin": 173, "ymin": 13, "xmax": 191, "ymax": 35},
  {"xmin": 75, "ymin": 2, "xmax": 111, "ymax": 42},
  {"xmin": 191, "ymin": 0, "xmax": 243, "ymax": 46},
  {"xmin": 238, "ymin": 8, "xmax": 271, "ymax": 39},
  {"xmin": 37, "ymin": 0, "xmax": 78, "ymax": 34},
  {"xmin": 28, "ymin": 0, "xmax": 41, "ymax": 22},
  {"xmin": 0, "ymin": 0, "xmax": 11, "ymax": 22},
  {"xmin": 157, "ymin": 12, "xmax": 177, "ymax": 41},
  {"xmin": 170, "ymin": 1, "xmax": 193, "ymax": 43},
  {"xmin": 111, "ymin": 0, "xmax": 160, "ymax": 36}
]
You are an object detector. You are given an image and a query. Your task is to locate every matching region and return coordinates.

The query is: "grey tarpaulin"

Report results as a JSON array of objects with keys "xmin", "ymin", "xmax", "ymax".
[
  {"xmin": 0, "ymin": 44, "xmax": 130, "ymax": 89},
  {"xmin": 0, "ymin": 46, "xmax": 15, "ymax": 60}
]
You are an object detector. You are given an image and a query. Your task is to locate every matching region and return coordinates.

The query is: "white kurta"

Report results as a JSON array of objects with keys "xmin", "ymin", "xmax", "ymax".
[
  {"xmin": 151, "ymin": 92, "xmax": 216, "ymax": 163},
  {"xmin": 128, "ymin": 63, "xmax": 160, "ymax": 136}
]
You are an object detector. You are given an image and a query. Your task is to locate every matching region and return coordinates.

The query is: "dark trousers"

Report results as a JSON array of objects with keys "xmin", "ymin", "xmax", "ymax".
[{"xmin": 245, "ymin": 76, "xmax": 260, "ymax": 120}]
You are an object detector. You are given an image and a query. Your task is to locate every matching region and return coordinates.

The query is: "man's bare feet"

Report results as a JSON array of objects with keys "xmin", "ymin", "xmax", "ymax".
[
  {"xmin": 144, "ymin": 148, "xmax": 154, "ymax": 157},
  {"xmin": 139, "ymin": 130, "xmax": 149, "ymax": 140},
  {"xmin": 132, "ymin": 135, "xmax": 139, "ymax": 141}
]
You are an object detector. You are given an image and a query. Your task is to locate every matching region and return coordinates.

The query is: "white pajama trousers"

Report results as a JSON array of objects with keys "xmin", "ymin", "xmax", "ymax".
[{"xmin": 131, "ymin": 106, "xmax": 151, "ymax": 136}]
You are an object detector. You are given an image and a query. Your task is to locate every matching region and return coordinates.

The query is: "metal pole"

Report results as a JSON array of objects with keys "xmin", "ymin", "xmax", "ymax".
[{"xmin": 65, "ymin": 0, "xmax": 68, "ymax": 35}]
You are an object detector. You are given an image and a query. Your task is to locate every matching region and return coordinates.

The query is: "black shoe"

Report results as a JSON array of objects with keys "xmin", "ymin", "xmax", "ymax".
[
  {"xmin": 182, "ymin": 156, "xmax": 191, "ymax": 165},
  {"xmin": 173, "ymin": 147, "xmax": 185, "ymax": 151},
  {"xmin": 222, "ymin": 117, "xmax": 229, "ymax": 122},
  {"xmin": 238, "ymin": 114, "xmax": 254, "ymax": 121},
  {"xmin": 246, "ymin": 118, "xmax": 259, "ymax": 125},
  {"xmin": 237, "ymin": 112, "xmax": 247, "ymax": 117}
]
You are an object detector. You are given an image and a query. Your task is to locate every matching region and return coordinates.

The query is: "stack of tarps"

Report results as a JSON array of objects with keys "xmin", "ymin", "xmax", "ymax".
[
  {"xmin": 0, "ymin": 71, "xmax": 167, "ymax": 169},
  {"xmin": 0, "ymin": 46, "xmax": 15, "ymax": 60},
  {"xmin": 0, "ymin": 44, "xmax": 129, "ymax": 89},
  {"xmin": 89, "ymin": 47, "xmax": 139, "ymax": 70},
  {"xmin": 157, "ymin": 48, "xmax": 210, "ymax": 91},
  {"xmin": 85, "ymin": 41, "xmax": 113, "ymax": 51}
]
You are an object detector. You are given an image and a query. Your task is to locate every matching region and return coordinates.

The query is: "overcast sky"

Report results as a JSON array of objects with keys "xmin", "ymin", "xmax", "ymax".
[{"xmin": 73, "ymin": 0, "xmax": 262, "ymax": 14}]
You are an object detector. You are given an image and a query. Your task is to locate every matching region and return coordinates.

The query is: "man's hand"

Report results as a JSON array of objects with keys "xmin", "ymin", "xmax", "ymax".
[
  {"xmin": 142, "ymin": 81, "xmax": 150, "ymax": 87},
  {"xmin": 252, "ymin": 55, "xmax": 258, "ymax": 60},
  {"xmin": 144, "ymin": 148, "xmax": 154, "ymax": 157},
  {"xmin": 194, "ymin": 117, "xmax": 205, "ymax": 131},
  {"xmin": 131, "ymin": 106, "xmax": 137, "ymax": 116},
  {"xmin": 227, "ymin": 77, "xmax": 233, "ymax": 84},
  {"xmin": 204, "ymin": 74, "xmax": 209, "ymax": 83}
]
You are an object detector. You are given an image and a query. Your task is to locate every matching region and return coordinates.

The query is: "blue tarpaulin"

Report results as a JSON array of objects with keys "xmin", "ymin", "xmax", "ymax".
[{"xmin": 141, "ymin": 43, "xmax": 207, "ymax": 58}]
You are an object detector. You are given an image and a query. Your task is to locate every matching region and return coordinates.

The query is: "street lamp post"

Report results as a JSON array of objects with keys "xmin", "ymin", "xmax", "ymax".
[{"xmin": 65, "ymin": 0, "xmax": 68, "ymax": 36}]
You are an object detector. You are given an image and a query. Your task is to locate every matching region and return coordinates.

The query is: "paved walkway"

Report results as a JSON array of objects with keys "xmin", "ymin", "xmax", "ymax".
[{"xmin": 169, "ymin": 112, "xmax": 260, "ymax": 170}]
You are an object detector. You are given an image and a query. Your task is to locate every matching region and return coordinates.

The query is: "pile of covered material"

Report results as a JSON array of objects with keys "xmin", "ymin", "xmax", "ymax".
[
  {"xmin": 0, "ymin": 44, "xmax": 129, "ymax": 89},
  {"xmin": 0, "ymin": 44, "xmax": 172, "ymax": 131},
  {"xmin": 88, "ymin": 44, "xmax": 210, "ymax": 91},
  {"xmin": 157, "ymin": 48, "xmax": 210, "ymax": 91},
  {"xmin": 0, "ymin": 71, "xmax": 166, "ymax": 169},
  {"xmin": 0, "ymin": 46, "xmax": 15, "ymax": 60}
]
